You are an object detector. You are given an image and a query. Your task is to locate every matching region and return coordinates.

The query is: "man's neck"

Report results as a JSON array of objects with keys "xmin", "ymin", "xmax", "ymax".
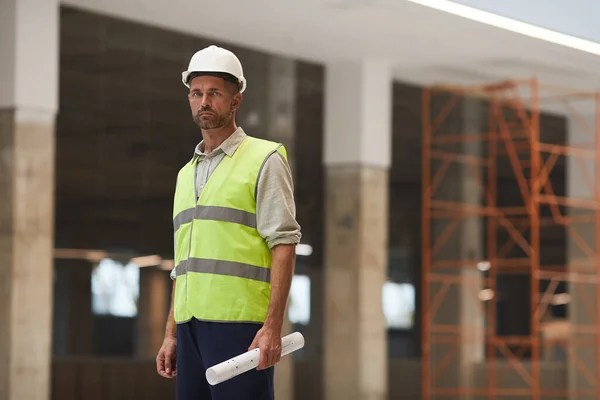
[{"xmin": 201, "ymin": 124, "xmax": 237, "ymax": 154}]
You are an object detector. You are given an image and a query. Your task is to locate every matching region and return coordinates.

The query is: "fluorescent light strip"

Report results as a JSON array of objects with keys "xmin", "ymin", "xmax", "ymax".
[{"xmin": 405, "ymin": 0, "xmax": 600, "ymax": 56}]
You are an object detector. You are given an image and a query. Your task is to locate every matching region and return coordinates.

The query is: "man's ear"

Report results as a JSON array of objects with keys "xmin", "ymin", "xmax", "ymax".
[{"xmin": 231, "ymin": 93, "xmax": 242, "ymax": 111}]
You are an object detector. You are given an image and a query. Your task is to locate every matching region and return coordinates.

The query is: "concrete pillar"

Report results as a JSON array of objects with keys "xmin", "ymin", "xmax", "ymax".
[
  {"xmin": 0, "ymin": 0, "xmax": 58, "ymax": 398},
  {"xmin": 566, "ymin": 106, "xmax": 598, "ymax": 399},
  {"xmin": 323, "ymin": 59, "xmax": 391, "ymax": 400},
  {"xmin": 136, "ymin": 268, "xmax": 169, "ymax": 357},
  {"xmin": 427, "ymin": 97, "xmax": 485, "ymax": 398},
  {"xmin": 266, "ymin": 55, "xmax": 297, "ymax": 400},
  {"xmin": 267, "ymin": 56, "xmax": 296, "ymax": 175}
]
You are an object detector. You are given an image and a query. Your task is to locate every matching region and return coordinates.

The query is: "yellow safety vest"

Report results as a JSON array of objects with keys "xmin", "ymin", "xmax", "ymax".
[{"xmin": 172, "ymin": 135, "xmax": 287, "ymax": 324}]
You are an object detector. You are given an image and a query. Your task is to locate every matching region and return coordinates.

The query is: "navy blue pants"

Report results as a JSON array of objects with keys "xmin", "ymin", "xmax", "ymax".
[{"xmin": 176, "ymin": 318, "xmax": 274, "ymax": 400}]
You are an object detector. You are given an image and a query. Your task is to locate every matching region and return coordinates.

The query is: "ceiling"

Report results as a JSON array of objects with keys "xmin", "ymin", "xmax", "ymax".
[{"xmin": 62, "ymin": 0, "xmax": 600, "ymax": 92}]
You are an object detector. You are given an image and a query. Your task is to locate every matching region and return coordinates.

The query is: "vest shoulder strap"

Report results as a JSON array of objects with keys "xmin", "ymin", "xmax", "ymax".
[{"xmin": 242, "ymin": 136, "xmax": 286, "ymax": 159}]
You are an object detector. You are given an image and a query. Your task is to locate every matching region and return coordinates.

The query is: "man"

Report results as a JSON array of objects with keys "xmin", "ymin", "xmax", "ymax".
[{"xmin": 155, "ymin": 45, "xmax": 301, "ymax": 400}]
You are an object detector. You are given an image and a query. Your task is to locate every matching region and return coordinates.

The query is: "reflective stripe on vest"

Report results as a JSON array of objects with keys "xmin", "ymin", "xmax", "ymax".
[
  {"xmin": 172, "ymin": 136, "xmax": 287, "ymax": 324},
  {"xmin": 175, "ymin": 258, "xmax": 270, "ymax": 282},
  {"xmin": 173, "ymin": 205, "xmax": 257, "ymax": 231}
]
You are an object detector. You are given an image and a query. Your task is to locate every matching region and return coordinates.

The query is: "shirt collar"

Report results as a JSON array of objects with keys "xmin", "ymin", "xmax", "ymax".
[{"xmin": 194, "ymin": 127, "xmax": 247, "ymax": 158}]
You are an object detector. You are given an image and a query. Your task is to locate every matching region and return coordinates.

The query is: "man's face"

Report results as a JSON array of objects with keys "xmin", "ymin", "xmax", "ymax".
[{"xmin": 188, "ymin": 75, "xmax": 241, "ymax": 130}]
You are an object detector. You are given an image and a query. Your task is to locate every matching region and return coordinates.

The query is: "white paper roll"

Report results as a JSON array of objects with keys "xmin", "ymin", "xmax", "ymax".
[{"xmin": 205, "ymin": 331, "xmax": 305, "ymax": 385}]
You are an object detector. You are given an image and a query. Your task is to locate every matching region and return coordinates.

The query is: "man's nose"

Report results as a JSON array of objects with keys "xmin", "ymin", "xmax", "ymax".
[
  {"xmin": 199, "ymin": 97, "xmax": 210, "ymax": 111},
  {"xmin": 200, "ymin": 96, "xmax": 211, "ymax": 108}
]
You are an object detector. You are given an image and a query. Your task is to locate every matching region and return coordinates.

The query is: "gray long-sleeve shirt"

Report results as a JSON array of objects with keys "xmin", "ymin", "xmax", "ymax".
[{"xmin": 170, "ymin": 127, "xmax": 301, "ymax": 279}]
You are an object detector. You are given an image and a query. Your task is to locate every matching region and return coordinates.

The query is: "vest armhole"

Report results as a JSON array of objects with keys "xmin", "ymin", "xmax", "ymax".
[
  {"xmin": 276, "ymin": 144, "xmax": 287, "ymax": 159},
  {"xmin": 254, "ymin": 143, "xmax": 284, "ymax": 201}
]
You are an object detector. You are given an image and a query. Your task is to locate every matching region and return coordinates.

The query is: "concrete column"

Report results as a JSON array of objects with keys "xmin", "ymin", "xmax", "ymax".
[
  {"xmin": 267, "ymin": 56, "xmax": 296, "ymax": 176},
  {"xmin": 427, "ymin": 97, "xmax": 485, "ymax": 398},
  {"xmin": 323, "ymin": 59, "xmax": 391, "ymax": 400},
  {"xmin": 136, "ymin": 268, "xmax": 169, "ymax": 357},
  {"xmin": 0, "ymin": 0, "xmax": 58, "ymax": 399},
  {"xmin": 566, "ymin": 107, "xmax": 597, "ymax": 399},
  {"xmin": 266, "ymin": 55, "xmax": 297, "ymax": 400}
]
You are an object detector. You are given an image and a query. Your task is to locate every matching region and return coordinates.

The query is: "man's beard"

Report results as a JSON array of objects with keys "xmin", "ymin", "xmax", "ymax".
[{"xmin": 194, "ymin": 110, "xmax": 232, "ymax": 130}]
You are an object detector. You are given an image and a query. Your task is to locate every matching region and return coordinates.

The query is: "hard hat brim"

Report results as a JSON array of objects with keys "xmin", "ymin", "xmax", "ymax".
[{"xmin": 181, "ymin": 71, "xmax": 246, "ymax": 93}]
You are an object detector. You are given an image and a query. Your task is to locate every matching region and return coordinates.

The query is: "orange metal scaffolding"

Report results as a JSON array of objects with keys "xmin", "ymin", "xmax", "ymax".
[{"xmin": 421, "ymin": 78, "xmax": 600, "ymax": 399}]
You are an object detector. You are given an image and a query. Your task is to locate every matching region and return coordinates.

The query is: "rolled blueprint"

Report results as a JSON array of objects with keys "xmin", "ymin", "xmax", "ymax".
[{"xmin": 205, "ymin": 331, "xmax": 305, "ymax": 385}]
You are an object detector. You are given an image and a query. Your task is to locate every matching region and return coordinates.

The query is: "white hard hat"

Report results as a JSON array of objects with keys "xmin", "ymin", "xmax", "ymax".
[{"xmin": 181, "ymin": 45, "xmax": 247, "ymax": 93}]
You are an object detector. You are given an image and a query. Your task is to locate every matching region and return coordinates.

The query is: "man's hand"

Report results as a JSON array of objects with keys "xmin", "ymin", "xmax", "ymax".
[
  {"xmin": 248, "ymin": 326, "xmax": 282, "ymax": 370},
  {"xmin": 156, "ymin": 336, "xmax": 177, "ymax": 378}
]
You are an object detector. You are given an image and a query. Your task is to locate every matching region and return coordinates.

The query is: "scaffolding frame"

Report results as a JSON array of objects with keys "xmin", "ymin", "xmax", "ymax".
[{"xmin": 421, "ymin": 78, "xmax": 600, "ymax": 399}]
